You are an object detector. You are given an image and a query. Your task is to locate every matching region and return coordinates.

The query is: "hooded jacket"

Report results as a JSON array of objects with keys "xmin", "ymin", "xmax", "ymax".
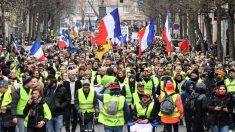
[{"xmin": 181, "ymin": 80, "xmax": 195, "ymax": 105}]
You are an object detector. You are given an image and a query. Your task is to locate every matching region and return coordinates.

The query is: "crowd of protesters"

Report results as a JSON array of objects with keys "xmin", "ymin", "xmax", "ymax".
[{"xmin": 0, "ymin": 34, "xmax": 234, "ymax": 132}]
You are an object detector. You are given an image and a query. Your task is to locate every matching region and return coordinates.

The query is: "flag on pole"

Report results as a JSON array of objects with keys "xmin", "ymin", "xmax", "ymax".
[
  {"xmin": 73, "ymin": 22, "xmax": 79, "ymax": 37},
  {"xmin": 97, "ymin": 40, "xmax": 111, "ymax": 62},
  {"xmin": 88, "ymin": 16, "xmax": 93, "ymax": 32},
  {"xmin": 180, "ymin": 39, "xmax": 190, "ymax": 54},
  {"xmin": 11, "ymin": 34, "xmax": 21, "ymax": 53},
  {"xmin": 162, "ymin": 13, "xmax": 173, "ymax": 52},
  {"xmin": 58, "ymin": 31, "xmax": 69, "ymax": 48},
  {"xmin": 96, "ymin": 8, "xmax": 121, "ymax": 46},
  {"xmin": 138, "ymin": 17, "xmax": 155, "ymax": 56},
  {"xmin": 30, "ymin": 39, "xmax": 45, "ymax": 62}
]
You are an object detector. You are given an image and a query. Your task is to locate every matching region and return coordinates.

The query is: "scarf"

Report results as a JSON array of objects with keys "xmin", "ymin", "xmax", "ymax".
[{"xmin": 216, "ymin": 91, "xmax": 228, "ymax": 100}]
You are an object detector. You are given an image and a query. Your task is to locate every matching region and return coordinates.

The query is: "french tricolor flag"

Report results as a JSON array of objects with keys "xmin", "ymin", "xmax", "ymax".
[
  {"xmin": 58, "ymin": 31, "xmax": 69, "ymax": 48},
  {"xmin": 96, "ymin": 8, "xmax": 121, "ymax": 46},
  {"xmin": 73, "ymin": 22, "xmax": 79, "ymax": 37},
  {"xmin": 138, "ymin": 17, "xmax": 155, "ymax": 56},
  {"xmin": 30, "ymin": 39, "xmax": 45, "ymax": 62},
  {"xmin": 162, "ymin": 13, "xmax": 173, "ymax": 52}
]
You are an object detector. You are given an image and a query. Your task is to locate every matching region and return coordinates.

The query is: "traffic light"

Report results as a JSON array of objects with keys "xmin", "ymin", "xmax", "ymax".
[{"xmin": 120, "ymin": 0, "xmax": 123, "ymax": 3}]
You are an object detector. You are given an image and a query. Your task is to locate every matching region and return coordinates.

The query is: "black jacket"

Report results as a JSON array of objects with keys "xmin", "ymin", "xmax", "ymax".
[
  {"xmin": 207, "ymin": 93, "xmax": 233, "ymax": 126},
  {"xmin": 23, "ymin": 98, "xmax": 49, "ymax": 127},
  {"xmin": 63, "ymin": 80, "xmax": 82, "ymax": 102},
  {"xmin": 192, "ymin": 93, "xmax": 207, "ymax": 125},
  {"xmin": 44, "ymin": 83, "xmax": 70, "ymax": 117},
  {"xmin": 0, "ymin": 93, "xmax": 15, "ymax": 127}
]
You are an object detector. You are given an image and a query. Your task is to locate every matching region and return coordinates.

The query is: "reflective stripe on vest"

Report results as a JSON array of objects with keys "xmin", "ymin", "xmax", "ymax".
[
  {"xmin": 158, "ymin": 93, "xmax": 180, "ymax": 117},
  {"xmin": 98, "ymin": 94, "xmax": 125, "ymax": 126},
  {"xmin": 133, "ymin": 93, "xmax": 141, "ymax": 105},
  {"xmin": 16, "ymin": 86, "xmax": 32, "ymax": 115},
  {"xmin": 78, "ymin": 89, "xmax": 95, "ymax": 113},
  {"xmin": 1, "ymin": 88, "xmax": 12, "ymax": 108},
  {"xmin": 136, "ymin": 102, "xmax": 154, "ymax": 118},
  {"xmin": 225, "ymin": 78, "xmax": 235, "ymax": 92}
]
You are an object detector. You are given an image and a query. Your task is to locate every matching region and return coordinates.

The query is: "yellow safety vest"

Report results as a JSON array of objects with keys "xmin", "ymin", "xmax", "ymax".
[
  {"xmin": 24, "ymin": 102, "xmax": 52, "ymax": 126},
  {"xmin": 16, "ymin": 86, "xmax": 32, "ymax": 116},
  {"xmin": 142, "ymin": 79, "xmax": 154, "ymax": 95},
  {"xmin": 136, "ymin": 102, "xmax": 154, "ymax": 118},
  {"xmin": 124, "ymin": 82, "xmax": 137, "ymax": 105},
  {"xmin": 132, "ymin": 93, "xmax": 141, "ymax": 105},
  {"xmin": 78, "ymin": 89, "xmax": 95, "ymax": 113},
  {"xmin": 225, "ymin": 78, "xmax": 235, "ymax": 92},
  {"xmin": 98, "ymin": 94, "xmax": 125, "ymax": 126},
  {"xmin": 96, "ymin": 75, "xmax": 102, "ymax": 85},
  {"xmin": 1, "ymin": 88, "xmax": 12, "ymax": 111},
  {"xmin": 158, "ymin": 92, "xmax": 180, "ymax": 117}
]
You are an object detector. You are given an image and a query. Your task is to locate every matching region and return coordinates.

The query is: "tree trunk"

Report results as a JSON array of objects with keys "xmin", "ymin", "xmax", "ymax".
[
  {"xmin": 183, "ymin": 14, "xmax": 188, "ymax": 39},
  {"xmin": 194, "ymin": 14, "xmax": 206, "ymax": 53},
  {"xmin": 216, "ymin": 6, "xmax": 223, "ymax": 61},
  {"xmin": 156, "ymin": 16, "xmax": 161, "ymax": 36},
  {"xmin": 204, "ymin": 13, "xmax": 212, "ymax": 47},
  {"xmin": 188, "ymin": 15, "xmax": 196, "ymax": 48},
  {"xmin": 228, "ymin": 3, "xmax": 235, "ymax": 59},
  {"xmin": 32, "ymin": 12, "xmax": 37, "ymax": 40},
  {"xmin": 36, "ymin": 13, "xmax": 43, "ymax": 39},
  {"xmin": 28, "ymin": 9, "xmax": 33, "ymax": 44},
  {"xmin": 1, "ymin": 3, "xmax": 6, "ymax": 48},
  {"xmin": 43, "ymin": 12, "xmax": 48, "ymax": 40},
  {"xmin": 179, "ymin": 14, "xmax": 183, "ymax": 39}
]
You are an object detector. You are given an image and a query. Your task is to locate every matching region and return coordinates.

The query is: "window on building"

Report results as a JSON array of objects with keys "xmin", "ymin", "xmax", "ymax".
[{"xmin": 123, "ymin": 6, "xmax": 129, "ymax": 13}]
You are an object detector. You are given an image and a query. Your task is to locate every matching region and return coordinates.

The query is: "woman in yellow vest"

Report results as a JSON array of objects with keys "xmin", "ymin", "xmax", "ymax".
[
  {"xmin": 74, "ymin": 79, "xmax": 99, "ymax": 132},
  {"xmin": 158, "ymin": 81, "xmax": 184, "ymax": 132},
  {"xmin": 23, "ymin": 88, "xmax": 51, "ymax": 132},
  {"xmin": 132, "ymin": 93, "xmax": 157, "ymax": 124}
]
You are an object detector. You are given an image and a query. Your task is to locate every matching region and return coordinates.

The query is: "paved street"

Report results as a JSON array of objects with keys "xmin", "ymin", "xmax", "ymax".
[{"xmin": 62, "ymin": 124, "xmax": 187, "ymax": 132}]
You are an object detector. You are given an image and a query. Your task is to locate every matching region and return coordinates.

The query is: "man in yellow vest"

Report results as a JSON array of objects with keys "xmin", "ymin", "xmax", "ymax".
[
  {"xmin": 74, "ymin": 79, "xmax": 99, "ymax": 132},
  {"xmin": 98, "ymin": 81, "xmax": 130, "ymax": 132},
  {"xmin": 0, "ymin": 78, "xmax": 16, "ymax": 132},
  {"xmin": 11, "ymin": 76, "xmax": 33, "ymax": 132},
  {"xmin": 132, "ymin": 93, "xmax": 157, "ymax": 124},
  {"xmin": 132, "ymin": 82, "xmax": 145, "ymax": 106}
]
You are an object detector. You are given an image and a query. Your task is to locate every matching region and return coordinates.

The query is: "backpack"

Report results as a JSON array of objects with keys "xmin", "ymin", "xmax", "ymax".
[
  {"xmin": 184, "ymin": 93, "xmax": 199, "ymax": 113},
  {"xmin": 160, "ymin": 92, "xmax": 176, "ymax": 115},
  {"xmin": 107, "ymin": 100, "xmax": 119, "ymax": 115}
]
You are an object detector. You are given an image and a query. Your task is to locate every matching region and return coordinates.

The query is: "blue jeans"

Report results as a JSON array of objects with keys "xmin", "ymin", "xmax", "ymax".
[
  {"xmin": 46, "ymin": 115, "xmax": 63, "ymax": 132},
  {"xmin": 80, "ymin": 121, "xmax": 93, "ymax": 132},
  {"xmin": 16, "ymin": 117, "xmax": 26, "ymax": 132},
  {"xmin": 104, "ymin": 125, "xmax": 123, "ymax": 132},
  {"xmin": 210, "ymin": 125, "xmax": 229, "ymax": 132}
]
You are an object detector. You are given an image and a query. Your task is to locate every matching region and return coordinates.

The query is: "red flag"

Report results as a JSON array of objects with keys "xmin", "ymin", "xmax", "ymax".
[
  {"xmin": 180, "ymin": 39, "xmax": 190, "ymax": 54},
  {"xmin": 90, "ymin": 36, "xmax": 96, "ymax": 45}
]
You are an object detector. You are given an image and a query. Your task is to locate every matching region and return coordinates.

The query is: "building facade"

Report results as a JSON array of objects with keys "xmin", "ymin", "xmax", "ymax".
[{"xmin": 68, "ymin": 0, "xmax": 147, "ymax": 29}]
